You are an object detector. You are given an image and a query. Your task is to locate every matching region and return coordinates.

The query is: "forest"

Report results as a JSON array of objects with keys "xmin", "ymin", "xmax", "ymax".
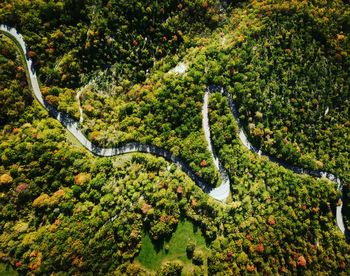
[{"xmin": 0, "ymin": 0, "xmax": 349, "ymax": 274}]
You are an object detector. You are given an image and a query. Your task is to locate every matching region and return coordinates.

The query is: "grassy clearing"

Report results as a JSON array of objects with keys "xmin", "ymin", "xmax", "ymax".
[
  {"xmin": 112, "ymin": 154, "xmax": 133, "ymax": 168},
  {"xmin": 0, "ymin": 262, "xmax": 17, "ymax": 276},
  {"xmin": 136, "ymin": 219, "xmax": 208, "ymax": 274},
  {"xmin": 64, "ymin": 128, "xmax": 86, "ymax": 150}
]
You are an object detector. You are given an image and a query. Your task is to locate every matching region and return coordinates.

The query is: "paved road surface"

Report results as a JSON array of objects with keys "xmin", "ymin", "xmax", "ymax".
[{"xmin": 0, "ymin": 25, "xmax": 346, "ymax": 235}]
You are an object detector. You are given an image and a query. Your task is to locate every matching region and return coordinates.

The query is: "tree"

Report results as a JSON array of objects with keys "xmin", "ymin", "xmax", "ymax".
[
  {"xmin": 0, "ymin": 173, "xmax": 13, "ymax": 186},
  {"xmin": 192, "ymin": 250, "xmax": 205, "ymax": 265},
  {"xmin": 32, "ymin": 194, "xmax": 50, "ymax": 208},
  {"xmin": 159, "ymin": 261, "xmax": 183, "ymax": 276}
]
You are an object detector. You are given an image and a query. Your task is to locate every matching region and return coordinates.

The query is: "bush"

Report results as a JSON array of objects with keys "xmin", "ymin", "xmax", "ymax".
[
  {"xmin": 125, "ymin": 263, "xmax": 145, "ymax": 275},
  {"xmin": 192, "ymin": 250, "xmax": 205, "ymax": 265},
  {"xmin": 159, "ymin": 260, "xmax": 183, "ymax": 276}
]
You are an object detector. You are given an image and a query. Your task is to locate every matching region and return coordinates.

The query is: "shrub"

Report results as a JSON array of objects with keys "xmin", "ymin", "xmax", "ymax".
[
  {"xmin": 159, "ymin": 260, "xmax": 183, "ymax": 276},
  {"xmin": 125, "ymin": 263, "xmax": 145, "ymax": 275},
  {"xmin": 186, "ymin": 241, "xmax": 196, "ymax": 258},
  {"xmin": 192, "ymin": 250, "xmax": 205, "ymax": 265}
]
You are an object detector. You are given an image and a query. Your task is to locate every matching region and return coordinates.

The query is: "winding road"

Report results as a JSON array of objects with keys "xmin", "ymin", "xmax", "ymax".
[{"xmin": 0, "ymin": 24, "xmax": 347, "ymax": 236}]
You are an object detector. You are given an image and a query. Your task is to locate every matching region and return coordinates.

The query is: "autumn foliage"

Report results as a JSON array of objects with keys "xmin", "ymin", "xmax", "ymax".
[{"xmin": 0, "ymin": 173, "xmax": 13, "ymax": 185}]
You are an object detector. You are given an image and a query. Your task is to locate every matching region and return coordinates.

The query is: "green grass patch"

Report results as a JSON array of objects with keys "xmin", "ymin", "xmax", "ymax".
[
  {"xmin": 112, "ymin": 154, "xmax": 134, "ymax": 168},
  {"xmin": 65, "ymin": 128, "xmax": 85, "ymax": 150},
  {"xmin": 136, "ymin": 219, "xmax": 208, "ymax": 274},
  {"xmin": 0, "ymin": 262, "xmax": 17, "ymax": 276}
]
